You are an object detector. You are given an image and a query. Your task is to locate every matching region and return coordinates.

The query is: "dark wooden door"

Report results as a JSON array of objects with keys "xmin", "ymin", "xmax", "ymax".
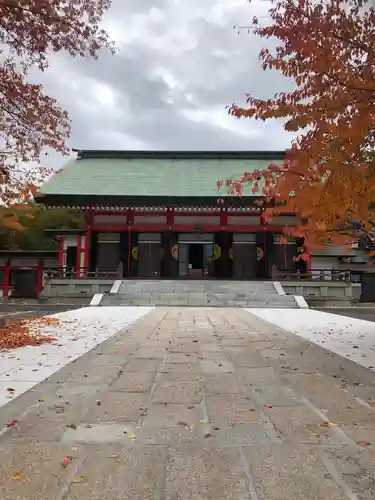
[
  {"xmin": 214, "ymin": 232, "xmax": 233, "ymax": 278},
  {"xmin": 233, "ymin": 243, "xmax": 257, "ymax": 279},
  {"xmin": 161, "ymin": 232, "xmax": 178, "ymax": 278},
  {"xmin": 361, "ymin": 274, "xmax": 375, "ymax": 302},
  {"xmin": 255, "ymin": 232, "xmax": 274, "ymax": 279},
  {"xmin": 138, "ymin": 243, "xmax": 161, "ymax": 277},
  {"xmin": 10, "ymin": 270, "xmax": 38, "ymax": 298}
]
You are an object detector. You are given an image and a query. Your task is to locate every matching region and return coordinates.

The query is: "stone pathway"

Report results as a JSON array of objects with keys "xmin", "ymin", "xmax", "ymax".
[{"xmin": 1, "ymin": 307, "xmax": 375, "ymax": 500}]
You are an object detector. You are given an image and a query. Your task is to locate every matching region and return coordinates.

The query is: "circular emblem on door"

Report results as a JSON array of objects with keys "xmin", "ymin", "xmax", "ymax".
[
  {"xmin": 213, "ymin": 244, "xmax": 221, "ymax": 260},
  {"xmin": 171, "ymin": 244, "xmax": 179, "ymax": 260},
  {"xmin": 256, "ymin": 247, "xmax": 264, "ymax": 260}
]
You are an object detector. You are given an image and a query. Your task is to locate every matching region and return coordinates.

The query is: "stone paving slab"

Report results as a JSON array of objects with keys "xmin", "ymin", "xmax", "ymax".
[
  {"xmin": 4, "ymin": 397, "xmax": 91, "ymax": 443},
  {"xmin": 109, "ymin": 371, "xmax": 156, "ymax": 392},
  {"xmin": 165, "ymin": 447, "xmax": 251, "ymax": 500},
  {"xmin": 249, "ymin": 384, "xmax": 303, "ymax": 407},
  {"xmin": 65, "ymin": 446, "xmax": 166, "ymax": 500},
  {"xmin": 324, "ymin": 445, "xmax": 375, "ymax": 499},
  {"xmin": 123, "ymin": 358, "xmax": 162, "ymax": 372},
  {"xmin": 84, "ymin": 391, "xmax": 150, "ymax": 423},
  {"xmin": 0, "ymin": 441, "xmax": 83, "ymax": 500},
  {"xmin": 1, "ymin": 307, "xmax": 375, "ymax": 500},
  {"xmin": 139, "ymin": 403, "xmax": 203, "ymax": 445},
  {"xmin": 202, "ymin": 373, "xmax": 249, "ymax": 394},
  {"xmin": 243, "ymin": 445, "xmax": 348, "ymax": 500},
  {"xmin": 152, "ymin": 381, "xmax": 202, "ymax": 405}
]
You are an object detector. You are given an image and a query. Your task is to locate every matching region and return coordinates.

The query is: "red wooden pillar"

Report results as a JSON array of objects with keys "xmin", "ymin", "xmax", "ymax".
[
  {"xmin": 58, "ymin": 237, "xmax": 64, "ymax": 277},
  {"xmin": 220, "ymin": 212, "xmax": 228, "ymax": 277},
  {"xmin": 84, "ymin": 214, "xmax": 92, "ymax": 276},
  {"xmin": 260, "ymin": 213, "xmax": 268, "ymax": 276},
  {"xmin": 3, "ymin": 260, "xmax": 10, "ymax": 298},
  {"xmin": 76, "ymin": 236, "xmax": 82, "ymax": 278},
  {"xmin": 263, "ymin": 230, "xmax": 268, "ymax": 275},
  {"xmin": 127, "ymin": 226, "xmax": 131, "ymax": 276},
  {"xmin": 127, "ymin": 211, "xmax": 134, "ymax": 277},
  {"xmin": 304, "ymin": 242, "xmax": 312, "ymax": 274}
]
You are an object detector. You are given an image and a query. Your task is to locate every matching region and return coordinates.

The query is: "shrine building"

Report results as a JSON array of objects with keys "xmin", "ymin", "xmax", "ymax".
[{"xmin": 35, "ymin": 150, "xmax": 309, "ymax": 280}]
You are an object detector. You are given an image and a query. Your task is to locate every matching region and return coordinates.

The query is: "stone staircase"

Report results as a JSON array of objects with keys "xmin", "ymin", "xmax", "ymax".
[{"xmin": 100, "ymin": 280, "xmax": 299, "ymax": 308}]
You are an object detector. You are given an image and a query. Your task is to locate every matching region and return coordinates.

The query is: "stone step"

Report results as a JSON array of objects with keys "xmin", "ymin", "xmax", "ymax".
[
  {"xmin": 119, "ymin": 291, "xmax": 278, "ymax": 296},
  {"xmin": 101, "ymin": 294, "xmax": 297, "ymax": 308},
  {"xmin": 114, "ymin": 289, "xmax": 287, "ymax": 296},
  {"xmin": 109, "ymin": 293, "xmax": 295, "ymax": 303},
  {"xmin": 119, "ymin": 280, "xmax": 277, "ymax": 288},
  {"xmin": 150, "ymin": 285, "xmax": 271, "ymax": 289},
  {"xmin": 119, "ymin": 284, "xmax": 279, "ymax": 294},
  {"xmin": 122, "ymin": 287, "xmax": 277, "ymax": 290},
  {"xmin": 102, "ymin": 299, "xmax": 297, "ymax": 308},
  {"xmin": 103, "ymin": 279, "xmax": 295, "ymax": 308}
]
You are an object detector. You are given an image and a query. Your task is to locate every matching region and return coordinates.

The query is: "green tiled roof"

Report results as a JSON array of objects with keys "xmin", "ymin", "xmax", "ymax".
[{"xmin": 39, "ymin": 151, "xmax": 284, "ymax": 198}]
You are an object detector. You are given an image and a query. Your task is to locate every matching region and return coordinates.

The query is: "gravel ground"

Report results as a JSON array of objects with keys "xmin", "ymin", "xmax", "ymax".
[
  {"xmin": 0, "ymin": 307, "xmax": 81, "ymax": 323},
  {"xmin": 317, "ymin": 308, "xmax": 375, "ymax": 323}
]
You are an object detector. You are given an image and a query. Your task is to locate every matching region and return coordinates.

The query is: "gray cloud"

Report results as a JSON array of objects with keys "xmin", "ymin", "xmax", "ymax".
[{"xmin": 33, "ymin": 0, "xmax": 295, "ymax": 168}]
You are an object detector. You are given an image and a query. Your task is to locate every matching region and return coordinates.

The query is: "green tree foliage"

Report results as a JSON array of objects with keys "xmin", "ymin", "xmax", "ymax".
[{"xmin": 0, "ymin": 204, "xmax": 83, "ymax": 250}]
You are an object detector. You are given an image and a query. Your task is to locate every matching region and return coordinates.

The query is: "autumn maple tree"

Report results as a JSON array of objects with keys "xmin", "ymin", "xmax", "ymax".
[
  {"xmin": 0, "ymin": 0, "xmax": 114, "ymax": 218},
  {"xmin": 226, "ymin": 0, "xmax": 375, "ymax": 250}
]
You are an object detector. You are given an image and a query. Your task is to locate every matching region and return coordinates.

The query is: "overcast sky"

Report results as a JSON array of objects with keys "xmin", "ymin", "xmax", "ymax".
[{"xmin": 34, "ymin": 0, "xmax": 295, "ymax": 168}]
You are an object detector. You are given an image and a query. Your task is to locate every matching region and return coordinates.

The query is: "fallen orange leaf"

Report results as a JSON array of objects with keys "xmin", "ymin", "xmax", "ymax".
[
  {"xmin": 320, "ymin": 421, "xmax": 338, "ymax": 428},
  {"xmin": 0, "ymin": 316, "xmax": 60, "ymax": 351},
  {"xmin": 11, "ymin": 472, "xmax": 24, "ymax": 481},
  {"xmin": 6, "ymin": 419, "xmax": 19, "ymax": 427},
  {"xmin": 61, "ymin": 455, "xmax": 73, "ymax": 468},
  {"xmin": 72, "ymin": 476, "xmax": 85, "ymax": 483}
]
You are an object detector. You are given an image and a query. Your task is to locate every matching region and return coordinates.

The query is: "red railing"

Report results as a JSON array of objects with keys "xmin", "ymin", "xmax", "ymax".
[
  {"xmin": 274, "ymin": 268, "xmax": 360, "ymax": 282},
  {"xmin": 44, "ymin": 266, "xmax": 362, "ymax": 282},
  {"xmin": 43, "ymin": 266, "xmax": 120, "ymax": 279}
]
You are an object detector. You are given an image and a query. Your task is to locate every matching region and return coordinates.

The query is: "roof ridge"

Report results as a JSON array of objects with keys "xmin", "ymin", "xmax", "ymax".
[{"xmin": 72, "ymin": 149, "xmax": 286, "ymax": 161}]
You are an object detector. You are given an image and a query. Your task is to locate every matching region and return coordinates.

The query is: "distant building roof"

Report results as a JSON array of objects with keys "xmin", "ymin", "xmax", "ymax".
[
  {"xmin": 0, "ymin": 250, "xmax": 58, "ymax": 257},
  {"xmin": 43, "ymin": 228, "xmax": 85, "ymax": 236},
  {"xmin": 72, "ymin": 149, "xmax": 286, "ymax": 161}
]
